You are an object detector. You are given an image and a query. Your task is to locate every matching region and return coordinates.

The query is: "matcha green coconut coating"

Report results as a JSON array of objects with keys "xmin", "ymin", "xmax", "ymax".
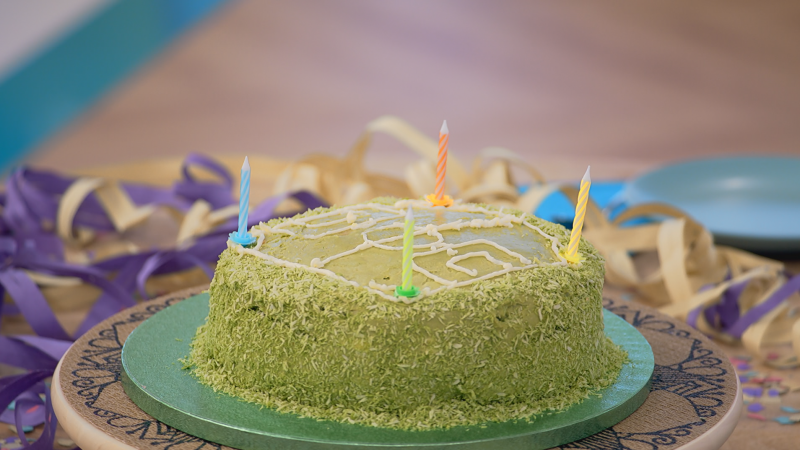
[{"xmin": 188, "ymin": 198, "xmax": 626, "ymax": 430}]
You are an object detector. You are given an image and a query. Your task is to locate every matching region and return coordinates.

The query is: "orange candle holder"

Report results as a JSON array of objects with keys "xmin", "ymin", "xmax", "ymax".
[{"xmin": 425, "ymin": 193, "xmax": 453, "ymax": 207}]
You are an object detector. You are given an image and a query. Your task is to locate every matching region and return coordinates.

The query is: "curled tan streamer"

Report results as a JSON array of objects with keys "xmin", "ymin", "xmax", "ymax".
[
  {"xmin": 269, "ymin": 116, "xmax": 800, "ymax": 366},
  {"xmin": 19, "ymin": 116, "xmax": 799, "ymax": 366},
  {"xmin": 57, "ymin": 178, "xmax": 154, "ymax": 244}
]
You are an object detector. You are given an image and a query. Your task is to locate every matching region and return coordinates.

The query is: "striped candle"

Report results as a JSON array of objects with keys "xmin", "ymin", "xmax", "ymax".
[
  {"xmin": 435, "ymin": 120, "xmax": 449, "ymax": 200},
  {"xmin": 402, "ymin": 207, "xmax": 415, "ymax": 290},
  {"xmin": 566, "ymin": 166, "xmax": 591, "ymax": 259},
  {"xmin": 237, "ymin": 156, "xmax": 251, "ymax": 237}
]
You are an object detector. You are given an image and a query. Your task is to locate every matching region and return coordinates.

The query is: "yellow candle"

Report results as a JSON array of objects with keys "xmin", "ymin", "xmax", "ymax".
[{"xmin": 564, "ymin": 166, "xmax": 591, "ymax": 263}]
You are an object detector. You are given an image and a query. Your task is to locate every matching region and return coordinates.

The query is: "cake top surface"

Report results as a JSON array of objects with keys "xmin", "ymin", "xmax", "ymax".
[{"xmin": 230, "ymin": 198, "xmax": 576, "ymax": 303}]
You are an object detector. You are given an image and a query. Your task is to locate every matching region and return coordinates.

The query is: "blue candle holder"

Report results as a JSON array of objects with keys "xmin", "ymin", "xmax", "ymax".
[{"xmin": 229, "ymin": 231, "xmax": 256, "ymax": 246}]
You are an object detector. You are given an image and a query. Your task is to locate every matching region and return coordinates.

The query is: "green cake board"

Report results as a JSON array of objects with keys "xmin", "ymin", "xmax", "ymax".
[{"xmin": 121, "ymin": 293, "xmax": 654, "ymax": 450}]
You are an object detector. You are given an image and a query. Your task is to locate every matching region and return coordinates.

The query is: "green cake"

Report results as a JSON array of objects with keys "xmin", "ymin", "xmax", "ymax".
[{"xmin": 188, "ymin": 198, "xmax": 626, "ymax": 430}]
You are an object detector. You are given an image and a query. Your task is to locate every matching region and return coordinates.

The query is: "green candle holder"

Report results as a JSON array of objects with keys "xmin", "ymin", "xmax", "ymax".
[{"xmin": 394, "ymin": 285, "xmax": 420, "ymax": 298}]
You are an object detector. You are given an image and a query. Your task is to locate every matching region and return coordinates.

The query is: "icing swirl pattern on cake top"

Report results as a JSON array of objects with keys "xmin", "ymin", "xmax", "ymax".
[{"xmin": 231, "ymin": 199, "xmax": 570, "ymax": 302}]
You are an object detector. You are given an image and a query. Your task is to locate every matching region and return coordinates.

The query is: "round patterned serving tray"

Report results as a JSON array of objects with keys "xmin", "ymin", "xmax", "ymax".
[{"xmin": 51, "ymin": 287, "xmax": 741, "ymax": 450}]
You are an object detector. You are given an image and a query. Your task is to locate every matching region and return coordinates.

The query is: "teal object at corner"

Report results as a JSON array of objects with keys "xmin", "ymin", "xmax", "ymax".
[
  {"xmin": 0, "ymin": 0, "xmax": 228, "ymax": 172},
  {"xmin": 625, "ymin": 156, "xmax": 800, "ymax": 252},
  {"xmin": 121, "ymin": 294, "xmax": 654, "ymax": 450}
]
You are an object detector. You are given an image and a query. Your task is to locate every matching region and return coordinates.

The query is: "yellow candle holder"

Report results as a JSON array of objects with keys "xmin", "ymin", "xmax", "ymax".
[
  {"xmin": 560, "ymin": 249, "xmax": 583, "ymax": 265},
  {"xmin": 425, "ymin": 194, "xmax": 453, "ymax": 207}
]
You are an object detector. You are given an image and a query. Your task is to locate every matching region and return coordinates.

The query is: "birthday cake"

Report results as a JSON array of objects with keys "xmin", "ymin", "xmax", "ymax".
[{"xmin": 188, "ymin": 198, "xmax": 626, "ymax": 430}]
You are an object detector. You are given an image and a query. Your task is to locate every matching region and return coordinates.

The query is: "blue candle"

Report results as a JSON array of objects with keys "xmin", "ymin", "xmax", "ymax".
[
  {"xmin": 229, "ymin": 156, "xmax": 256, "ymax": 246},
  {"xmin": 238, "ymin": 156, "xmax": 250, "ymax": 236}
]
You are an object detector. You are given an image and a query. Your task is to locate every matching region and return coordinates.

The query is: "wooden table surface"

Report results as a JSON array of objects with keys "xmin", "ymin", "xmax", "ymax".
[{"xmin": 4, "ymin": 1, "xmax": 800, "ymax": 448}]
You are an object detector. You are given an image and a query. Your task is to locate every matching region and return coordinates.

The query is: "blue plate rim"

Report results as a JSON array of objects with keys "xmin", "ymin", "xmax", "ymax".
[{"xmin": 625, "ymin": 155, "xmax": 800, "ymax": 250}]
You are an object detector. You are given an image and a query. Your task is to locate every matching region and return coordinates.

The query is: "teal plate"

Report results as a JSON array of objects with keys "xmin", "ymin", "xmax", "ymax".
[
  {"xmin": 626, "ymin": 156, "xmax": 800, "ymax": 252},
  {"xmin": 121, "ymin": 294, "xmax": 654, "ymax": 450}
]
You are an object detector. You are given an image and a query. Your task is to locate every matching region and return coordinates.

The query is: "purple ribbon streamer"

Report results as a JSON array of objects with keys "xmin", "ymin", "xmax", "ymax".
[
  {"xmin": 687, "ymin": 278, "xmax": 748, "ymax": 331},
  {"xmin": 727, "ymin": 273, "xmax": 800, "ymax": 339},
  {"xmin": 686, "ymin": 283, "xmax": 716, "ymax": 330},
  {"xmin": 686, "ymin": 273, "xmax": 800, "ymax": 341},
  {"xmin": 173, "ymin": 153, "xmax": 235, "ymax": 210},
  {"xmin": 9, "ymin": 391, "xmax": 45, "ymax": 433},
  {"xmin": 0, "ymin": 153, "xmax": 326, "ymax": 448},
  {"xmin": 0, "ymin": 270, "xmax": 72, "ymax": 341},
  {"xmin": 136, "ymin": 251, "xmax": 214, "ymax": 300},
  {"xmin": 0, "ymin": 372, "xmax": 51, "ymax": 423}
]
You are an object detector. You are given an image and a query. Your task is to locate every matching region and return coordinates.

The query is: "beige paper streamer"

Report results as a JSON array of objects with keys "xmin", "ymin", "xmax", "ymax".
[
  {"xmin": 19, "ymin": 116, "xmax": 800, "ymax": 366},
  {"xmin": 266, "ymin": 116, "xmax": 800, "ymax": 366}
]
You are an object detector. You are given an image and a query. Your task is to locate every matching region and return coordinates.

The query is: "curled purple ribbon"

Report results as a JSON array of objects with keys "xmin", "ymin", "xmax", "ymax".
[
  {"xmin": 0, "ymin": 154, "xmax": 326, "ymax": 448},
  {"xmin": 687, "ymin": 272, "xmax": 800, "ymax": 341}
]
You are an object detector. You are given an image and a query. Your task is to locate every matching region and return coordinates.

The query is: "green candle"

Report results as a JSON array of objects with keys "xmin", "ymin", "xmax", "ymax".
[
  {"xmin": 402, "ymin": 207, "xmax": 414, "ymax": 289},
  {"xmin": 395, "ymin": 207, "xmax": 420, "ymax": 298}
]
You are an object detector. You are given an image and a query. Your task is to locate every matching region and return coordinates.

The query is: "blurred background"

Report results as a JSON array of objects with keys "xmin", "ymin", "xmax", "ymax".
[
  {"xmin": 2, "ymin": 0, "xmax": 798, "ymax": 181},
  {"xmin": 2, "ymin": 2, "xmax": 800, "ymax": 448}
]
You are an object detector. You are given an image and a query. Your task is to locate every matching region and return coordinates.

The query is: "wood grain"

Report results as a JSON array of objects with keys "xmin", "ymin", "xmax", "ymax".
[
  {"xmin": 4, "ymin": 0, "xmax": 800, "ymax": 448},
  {"xmin": 27, "ymin": 0, "xmax": 800, "ymax": 181}
]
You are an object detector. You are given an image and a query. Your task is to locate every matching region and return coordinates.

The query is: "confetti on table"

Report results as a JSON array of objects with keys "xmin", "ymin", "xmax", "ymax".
[
  {"xmin": 765, "ymin": 376, "xmax": 783, "ymax": 383},
  {"xmin": 747, "ymin": 403, "xmax": 764, "ymax": 413},
  {"xmin": 743, "ymin": 387, "xmax": 763, "ymax": 397},
  {"xmin": 768, "ymin": 388, "xmax": 780, "ymax": 397},
  {"xmin": 775, "ymin": 416, "xmax": 794, "ymax": 425},
  {"xmin": 767, "ymin": 352, "xmax": 780, "ymax": 360},
  {"xmin": 739, "ymin": 375, "xmax": 749, "ymax": 383},
  {"xmin": 747, "ymin": 412, "xmax": 767, "ymax": 421},
  {"xmin": 7, "ymin": 425, "xmax": 33, "ymax": 434},
  {"xmin": 737, "ymin": 354, "xmax": 752, "ymax": 361},
  {"xmin": 0, "ymin": 436, "xmax": 29, "ymax": 450},
  {"xmin": 781, "ymin": 406, "xmax": 800, "ymax": 414},
  {"xmin": 783, "ymin": 378, "xmax": 800, "ymax": 392},
  {"xmin": 773, "ymin": 385, "xmax": 790, "ymax": 396},
  {"xmin": 5, "ymin": 401, "xmax": 13, "ymax": 410},
  {"xmin": 737, "ymin": 363, "xmax": 751, "ymax": 370}
]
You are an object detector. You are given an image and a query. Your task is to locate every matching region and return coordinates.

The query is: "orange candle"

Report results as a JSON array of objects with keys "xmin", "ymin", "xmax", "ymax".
[
  {"xmin": 426, "ymin": 121, "xmax": 453, "ymax": 207},
  {"xmin": 435, "ymin": 120, "xmax": 449, "ymax": 200}
]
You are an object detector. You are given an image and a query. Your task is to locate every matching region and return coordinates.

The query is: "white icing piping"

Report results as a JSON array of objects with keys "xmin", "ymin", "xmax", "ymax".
[
  {"xmin": 447, "ymin": 251, "xmax": 511, "ymax": 277},
  {"xmin": 237, "ymin": 200, "xmax": 568, "ymax": 303}
]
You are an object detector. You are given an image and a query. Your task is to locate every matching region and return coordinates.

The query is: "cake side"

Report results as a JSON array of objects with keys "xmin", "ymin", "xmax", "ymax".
[{"xmin": 188, "ymin": 199, "xmax": 627, "ymax": 429}]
